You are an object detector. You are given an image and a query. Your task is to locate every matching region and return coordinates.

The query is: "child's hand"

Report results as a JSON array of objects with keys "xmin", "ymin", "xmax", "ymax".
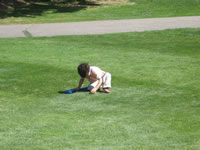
[
  {"xmin": 74, "ymin": 87, "xmax": 80, "ymax": 91},
  {"xmin": 90, "ymin": 88, "xmax": 97, "ymax": 94}
]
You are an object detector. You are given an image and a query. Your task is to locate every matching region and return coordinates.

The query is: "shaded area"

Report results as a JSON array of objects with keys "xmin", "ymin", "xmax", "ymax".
[{"xmin": 0, "ymin": 0, "xmax": 100, "ymax": 19}]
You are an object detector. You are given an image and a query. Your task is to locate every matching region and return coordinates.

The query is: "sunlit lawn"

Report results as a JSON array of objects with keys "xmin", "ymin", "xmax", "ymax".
[{"xmin": 0, "ymin": 28, "xmax": 200, "ymax": 149}]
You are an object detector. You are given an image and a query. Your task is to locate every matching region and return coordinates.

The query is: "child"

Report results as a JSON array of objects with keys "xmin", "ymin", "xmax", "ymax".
[{"xmin": 75, "ymin": 63, "xmax": 111, "ymax": 94}]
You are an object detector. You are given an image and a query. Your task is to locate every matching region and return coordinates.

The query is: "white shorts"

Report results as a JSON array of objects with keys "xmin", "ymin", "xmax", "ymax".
[{"xmin": 88, "ymin": 72, "xmax": 111, "ymax": 90}]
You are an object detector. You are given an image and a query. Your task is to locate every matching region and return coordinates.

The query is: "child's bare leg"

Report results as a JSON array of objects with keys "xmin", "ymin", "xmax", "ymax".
[{"xmin": 103, "ymin": 88, "xmax": 111, "ymax": 93}]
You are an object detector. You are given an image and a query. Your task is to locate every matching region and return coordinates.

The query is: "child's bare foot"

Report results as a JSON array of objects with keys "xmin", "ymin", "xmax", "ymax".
[{"xmin": 103, "ymin": 88, "xmax": 111, "ymax": 93}]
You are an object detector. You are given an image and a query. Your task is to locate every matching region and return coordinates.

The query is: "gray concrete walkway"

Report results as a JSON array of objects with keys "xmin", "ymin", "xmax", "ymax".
[{"xmin": 0, "ymin": 16, "xmax": 200, "ymax": 38}]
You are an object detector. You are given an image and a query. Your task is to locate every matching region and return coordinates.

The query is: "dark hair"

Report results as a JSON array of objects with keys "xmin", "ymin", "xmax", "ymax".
[{"xmin": 77, "ymin": 63, "xmax": 90, "ymax": 78}]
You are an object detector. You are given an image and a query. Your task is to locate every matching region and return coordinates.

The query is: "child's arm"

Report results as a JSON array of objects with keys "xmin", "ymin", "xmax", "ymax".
[
  {"xmin": 91, "ymin": 79, "xmax": 102, "ymax": 94},
  {"xmin": 75, "ymin": 78, "xmax": 84, "ymax": 91}
]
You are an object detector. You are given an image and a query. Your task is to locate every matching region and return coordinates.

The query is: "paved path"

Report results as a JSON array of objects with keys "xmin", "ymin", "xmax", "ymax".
[{"xmin": 0, "ymin": 16, "xmax": 200, "ymax": 38}]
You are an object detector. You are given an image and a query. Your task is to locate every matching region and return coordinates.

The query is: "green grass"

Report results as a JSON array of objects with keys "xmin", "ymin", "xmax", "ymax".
[
  {"xmin": 0, "ymin": 28, "xmax": 200, "ymax": 149},
  {"xmin": 0, "ymin": 0, "xmax": 200, "ymax": 24}
]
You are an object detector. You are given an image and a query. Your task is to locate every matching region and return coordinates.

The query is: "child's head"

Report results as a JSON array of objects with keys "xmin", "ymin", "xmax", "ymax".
[{"xmin": 77, "ymin": 63, "xmax": 90, "ymax": 78}]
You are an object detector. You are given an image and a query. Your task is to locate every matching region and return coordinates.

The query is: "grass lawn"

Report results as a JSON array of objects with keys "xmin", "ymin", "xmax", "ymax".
[
  {"xmin": 0, "ymin": 0, "xmax": 200, "ymax": 24},
  {"xmin": 0, "ymin": 28, "xmax": 200, "ymax": 149}
]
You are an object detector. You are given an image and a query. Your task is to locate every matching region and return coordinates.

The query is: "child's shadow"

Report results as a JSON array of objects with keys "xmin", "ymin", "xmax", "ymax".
[
  {"xmin": 58, "ymin": 87, "xmax": 88, "ymax": 94},
  {"xmin": 58, "ymin": 87, "xmax": 105, "ymax": 94}
]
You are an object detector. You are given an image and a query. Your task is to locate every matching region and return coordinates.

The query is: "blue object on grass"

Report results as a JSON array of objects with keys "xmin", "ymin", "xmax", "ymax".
[
  {"xmin": 64, "ymin": 86, "xmax": 88, "ymax": 94},
  {"xmin": 65, "ymin": 89, "xmax": 74, "ymax": 94}
]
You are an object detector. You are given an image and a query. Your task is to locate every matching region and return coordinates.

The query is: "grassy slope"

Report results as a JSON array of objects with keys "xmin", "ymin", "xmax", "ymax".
[
  {"xmin": 0, "ymin": 29, "xmax": 200, "ymax": 149},
  {"xmin": 0, "ymin": 0, "xmax": 200, "ymax": 24}
]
